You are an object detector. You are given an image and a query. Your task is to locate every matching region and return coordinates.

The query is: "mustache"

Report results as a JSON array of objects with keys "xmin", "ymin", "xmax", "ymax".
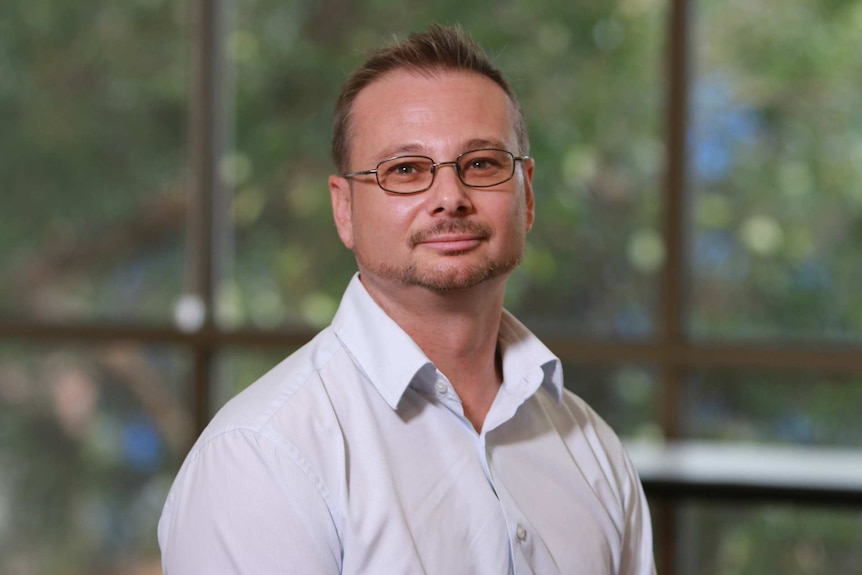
[{"xmin": 408, "ymin": 220, "xmax": 492, "ymax": 248}]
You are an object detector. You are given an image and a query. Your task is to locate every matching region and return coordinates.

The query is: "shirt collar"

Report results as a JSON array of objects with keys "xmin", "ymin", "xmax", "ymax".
[
  {"xmin": 498, "ymin": 309, "xmax": 563, "ymax": 404},
  {"xmin": 331, "ymin": 274, "xmax": 432, "ymax": 409},
  {"xmin": 331, "ymin": 273, "xmax": 563, "ymax": 409}
]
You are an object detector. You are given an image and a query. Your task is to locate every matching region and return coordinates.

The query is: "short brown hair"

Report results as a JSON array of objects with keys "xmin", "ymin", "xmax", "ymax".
[{"xmin": 331, "ymin": 24, "xmax": 529, "ymax": 174}]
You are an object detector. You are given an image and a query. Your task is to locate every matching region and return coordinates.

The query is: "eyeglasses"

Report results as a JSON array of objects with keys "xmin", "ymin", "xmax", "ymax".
[{"xmin": 342, "ymin": 148, "xmax": 530, "ymax": 195}]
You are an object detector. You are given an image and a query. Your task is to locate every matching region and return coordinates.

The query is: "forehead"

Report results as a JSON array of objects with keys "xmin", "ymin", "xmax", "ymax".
[{"xmin": 348, "ymin": 69, "xmax": 518, "ymax": 161}]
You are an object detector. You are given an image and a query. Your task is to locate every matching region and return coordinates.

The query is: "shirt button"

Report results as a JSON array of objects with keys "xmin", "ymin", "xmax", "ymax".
[
  {"xmin": 434, "ymin": 382, "xmax": 448, "ymax": 394},
  {"xmin": 517, "ymin": 525, "xmax": 527, "ymax": 541}
]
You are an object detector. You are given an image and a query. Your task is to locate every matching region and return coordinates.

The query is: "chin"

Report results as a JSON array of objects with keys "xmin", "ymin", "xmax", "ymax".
[{"xmin": 363, "ymin": 255, "xmax": 521, "ymax": 293}]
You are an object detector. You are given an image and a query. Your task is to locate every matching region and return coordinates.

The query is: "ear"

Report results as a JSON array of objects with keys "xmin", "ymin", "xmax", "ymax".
[
  {"xmin": 329, "ymin": 175, "xmax": 355, "ymax": 250},
  {"xmin": 522, "ymin": 158, "xmax": 535, "ymax": 233}
]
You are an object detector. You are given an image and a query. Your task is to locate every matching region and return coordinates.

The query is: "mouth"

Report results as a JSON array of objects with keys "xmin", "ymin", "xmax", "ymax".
[
  {"xmin": 409, "ymin": 221, "xmax": 491, "ymax": 252},
  {"xmin": 417, "ymin": 234, "xmax": 484, "ymax": 252}
]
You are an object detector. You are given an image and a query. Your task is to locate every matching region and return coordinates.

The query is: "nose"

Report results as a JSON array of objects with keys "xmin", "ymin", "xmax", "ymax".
[{"xmin": 427, "ymin": 162, "xmax": 473, "ymax": 215}]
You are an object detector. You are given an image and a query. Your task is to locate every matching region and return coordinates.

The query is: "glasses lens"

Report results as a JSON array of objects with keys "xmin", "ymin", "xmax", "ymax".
[
  {"xmin": 457, "ymin": 149, "xmax": 515, "ymax": 187},
  {"xmin": 376, "ymin": 156, "xmax": 434, "ymax": 193}
]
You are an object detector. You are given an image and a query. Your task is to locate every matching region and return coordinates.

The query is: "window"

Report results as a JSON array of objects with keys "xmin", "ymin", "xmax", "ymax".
[{"xmin": 2, "ymin": 0, "xmax": 861, "ymax": 572}]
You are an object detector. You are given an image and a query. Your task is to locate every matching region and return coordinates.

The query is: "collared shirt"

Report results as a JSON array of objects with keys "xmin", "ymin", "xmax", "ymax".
[{"xmin": 158, "ymin": 274, "xmax": 655, "ymax": 574}]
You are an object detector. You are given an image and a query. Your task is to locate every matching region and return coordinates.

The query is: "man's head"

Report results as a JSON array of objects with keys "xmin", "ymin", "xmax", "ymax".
[
  {"xmin": 332, "ymin": 25, "xmax": 529, "ymax": 175},
  {"xmin": 328, "ymin": 26, "xmax": 534, "ymax": 295}
]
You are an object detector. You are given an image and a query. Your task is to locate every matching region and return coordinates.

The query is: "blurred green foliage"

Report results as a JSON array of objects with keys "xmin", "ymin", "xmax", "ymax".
[
  {"xmin": 689, "ymin": 0, "xmax": 862, "ymax": 341},
  {"xmin": 0, "ymin": 0, "xmax": 187, "ymax": 322}
]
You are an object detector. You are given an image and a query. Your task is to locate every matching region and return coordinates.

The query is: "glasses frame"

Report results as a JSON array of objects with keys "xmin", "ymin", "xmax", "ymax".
[{"xmin": 342, "ymin": 147, "xmax": 530, "ymax": 195}]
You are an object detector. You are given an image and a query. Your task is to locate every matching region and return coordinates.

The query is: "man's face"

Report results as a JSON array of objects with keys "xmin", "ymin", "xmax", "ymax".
[{"xmin": 329, "ymin": 69, "xmax": 534, "ymax": 294}]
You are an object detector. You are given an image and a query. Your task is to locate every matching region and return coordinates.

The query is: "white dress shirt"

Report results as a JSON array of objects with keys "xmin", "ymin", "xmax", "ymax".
[{"xmin": 158, "ymin": 274, "xmax": 655, "ymax": 574}]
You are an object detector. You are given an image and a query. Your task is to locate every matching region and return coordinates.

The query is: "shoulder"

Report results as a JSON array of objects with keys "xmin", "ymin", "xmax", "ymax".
[
  {"xmin": 199, "ymin": 327, "xmax": 345, "ymax": 445},
  {"xmin": 159, "ymin": 328, "xmax": 351, "ymax": 567},
  {"xmin": 558, "ymin": 387, "xmax": 620, "ymax": 442},
  {"xmin": 552, "ymin": 388, "xmax": 643, "ymax": 494},
  {"xmin": 560, "ymin": 389, "xmax": 630, "ymax": 454},
  {"xmin": 169, "ymin": 326, "xmax": 353, "ymax": 515}
]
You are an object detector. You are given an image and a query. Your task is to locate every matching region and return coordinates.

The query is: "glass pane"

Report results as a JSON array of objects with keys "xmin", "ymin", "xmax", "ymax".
[
  {"xmin": 676, "ymin": 502, "xmax": 862, "ymax": 574},
  {"xmin": 221, "ymin": 1, "xmax": 666, "ymax": 337},
  {"xmin": 0, "ymin": 2, "xmax": 188, "ymax": 323},
  {"xmin": 681, "ymin": 371, "xmax": 862, "ymax": 447},
  {"xmin": 0, "ymin": 343, "xmax": 192, "ymax": 574},
  {"xmin": 688, "ymin": 0, "xmax": 862, "ymax": 341},
  {"xmin": 564, "ymin": 363, "xmax": 660, "ymax": 439}
]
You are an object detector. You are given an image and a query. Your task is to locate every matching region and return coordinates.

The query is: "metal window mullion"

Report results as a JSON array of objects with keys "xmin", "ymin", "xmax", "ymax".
[
  {"xmin": 661, "ymin": 0, "xmax": 691, "ymax": 441},
  {"xmin": 657, "ymin": 0, "xmax": 692, "ymax": 572},
  {"xmin": 188, "ymin": 0, "xmax": 228, "ymax": 436}
]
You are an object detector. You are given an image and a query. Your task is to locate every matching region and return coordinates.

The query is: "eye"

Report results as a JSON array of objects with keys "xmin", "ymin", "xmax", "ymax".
[
  {"xmin": 394, "ymin": 163, "xmax": 419, "ymax": 175},
  {"xmin": 462, "ymin": 154, "xmax": 504, "ymax": 172},
  {"xmin": 469, "ymin": 158, "xmax": 494, "ymax": 170},
  {"xmin": 382, "ymin": 158, "xmax": 428, "ymax": 177}
]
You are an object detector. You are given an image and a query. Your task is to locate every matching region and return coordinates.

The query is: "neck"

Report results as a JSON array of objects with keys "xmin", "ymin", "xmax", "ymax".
[{"xmin": 360, "ymin": 275, "xmax": 508, "ymax": 432}]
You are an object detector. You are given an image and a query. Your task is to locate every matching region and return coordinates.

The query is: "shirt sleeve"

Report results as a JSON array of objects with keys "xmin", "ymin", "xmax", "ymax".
[
  {"xmin": 618, "ymin": 447, "xmax": 657, "ymax": 575},
  {"xmin": 158, "ymin": 429, "xmax": 342, "ymax": 574},
  {"xmin": 564, "ymin": 391, "xmax": 657, "ymax": 575}
]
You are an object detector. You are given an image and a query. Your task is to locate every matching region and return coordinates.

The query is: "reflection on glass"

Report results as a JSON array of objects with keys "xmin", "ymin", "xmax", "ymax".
[
  {"xmin": 564, "ymin": 363, "xmax": 659, "ymax": 439},
  {"xmin": 0, "ymin": 3, "xmax": 188, "ymax": 323},
  {"xmin": 681, "ymin": 371, "xmax": 862, "ymax": 447},
  {"xmin": 223, "ymin": 1, "xmax": 666, "ymax": 337},
  {"xmin": 0, "ymin": 344, "xmax": 191, "ymax": 574},
  {"xmin": 677, "ymin": 502, "xmax": 862, "ymax": 574},
  {"xmin": 688, "ymin": 0, "xmax": 862, "ymax": 341}
]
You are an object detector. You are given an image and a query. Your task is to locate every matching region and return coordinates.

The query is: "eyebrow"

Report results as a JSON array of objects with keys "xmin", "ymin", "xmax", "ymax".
[
  {"xmin": 375, "ymin": 143, "xmax": 427, "ymax": 160},
  {"xmin": 463, "ymin": 137, "xmax": 508, "ymax": 151},
  {"xmin": 374, "ymin": 138, "xmax": 511, "ymax": 161}
]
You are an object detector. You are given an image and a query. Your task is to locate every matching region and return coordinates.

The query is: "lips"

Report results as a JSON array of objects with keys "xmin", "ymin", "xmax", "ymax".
[
  {"xmin": 419, "ymin": 235, "xmax": 483, "ymax": 252},
  {"xmin": 409, "ymin": 221, "xmax": 491, "ymax": 250}
]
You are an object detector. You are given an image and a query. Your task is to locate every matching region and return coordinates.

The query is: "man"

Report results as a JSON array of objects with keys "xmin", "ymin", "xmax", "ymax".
[{"xmin": 159, "ymin": 25, "xmax": 655, "ymax": 574}]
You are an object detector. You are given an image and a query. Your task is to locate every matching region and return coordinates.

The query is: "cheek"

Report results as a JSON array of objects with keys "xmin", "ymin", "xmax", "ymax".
[
  {"xmin": 502, "ymin": 197, "xmax": 528, "ymax": 229},
  {"xmin": 493, "ymin": 198, "xmax": 530, "ymax": 249},
  {"xmin": 353, "ymin": 197, "xmax": 421, "ymax": 243}
]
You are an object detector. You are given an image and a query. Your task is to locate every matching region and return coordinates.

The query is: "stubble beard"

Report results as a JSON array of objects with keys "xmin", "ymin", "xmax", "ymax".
[{"xmin": 355, "ymin": 219, "xmax": 524, "ymax": 293}]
